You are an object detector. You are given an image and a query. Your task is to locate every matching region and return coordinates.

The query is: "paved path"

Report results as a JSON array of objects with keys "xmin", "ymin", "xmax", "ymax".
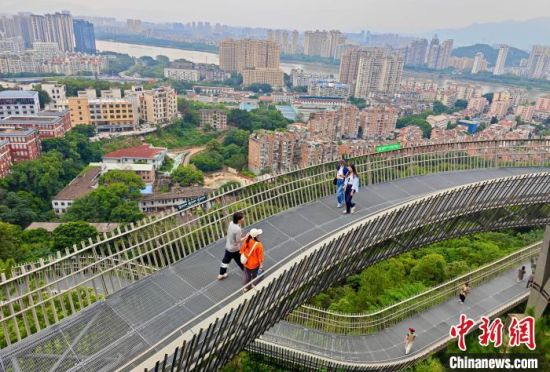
[
  {"xmin": 0, "ymin": 168, "xmax": 545, "ymax": 372},
  {"xmin": 258, "ymin": 263, "xmax": 532, "ymax": 364}
]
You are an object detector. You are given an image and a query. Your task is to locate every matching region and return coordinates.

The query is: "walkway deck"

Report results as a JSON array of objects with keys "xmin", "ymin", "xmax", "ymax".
[
  {"xmin": 0, "ymin": 168, "xmax": 545, "ymax": 372},
  {"xmin": 258, "ymin": 263, "xmax": 532, "ymax": 365}
]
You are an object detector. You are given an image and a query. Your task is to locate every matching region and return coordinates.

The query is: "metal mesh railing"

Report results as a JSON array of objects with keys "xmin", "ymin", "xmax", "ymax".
[
  {"xmin": 286, "ymin": 242, "xmax": 540, "ymax": 334},
  {"xmin": 0, "ymin": 139, "xmax": 547, "ymax": 347}
]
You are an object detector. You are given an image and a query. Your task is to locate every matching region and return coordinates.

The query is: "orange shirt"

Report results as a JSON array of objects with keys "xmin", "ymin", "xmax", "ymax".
[{"xmin": 240, "ymin": 239, "xmax": 264, "ymax": 269}]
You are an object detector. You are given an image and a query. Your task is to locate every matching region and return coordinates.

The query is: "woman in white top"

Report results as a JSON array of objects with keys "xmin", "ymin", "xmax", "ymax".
[{"xmin": 343, "ymin": 164, "xmax": 359, "ymax": 214}]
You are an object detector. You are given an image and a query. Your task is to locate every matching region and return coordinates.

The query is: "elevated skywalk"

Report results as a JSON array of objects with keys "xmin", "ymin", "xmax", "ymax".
[{"xmin": 0, "ymin": 168, "xmax": 548, "ymax": 372}]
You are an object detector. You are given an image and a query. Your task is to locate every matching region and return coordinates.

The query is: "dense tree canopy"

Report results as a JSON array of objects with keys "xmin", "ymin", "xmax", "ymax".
[
  {"xmin": 99, "ymin": 170, "xmax": 145, "ymax": 197},
  {"xmin": 228, "ymin": 107, "xmax": 289, "ymax": 132},
  {"xmin": 52, "ymin": 221, "xmax": 98, "ymax": 251},
  {"xmin": 172, "ymin": 165, "xmax": 204, "ymax": 187}
]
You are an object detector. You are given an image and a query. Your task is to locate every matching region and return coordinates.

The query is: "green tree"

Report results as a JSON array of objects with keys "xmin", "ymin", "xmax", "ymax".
[
  {"xmin": 247, "ymin": 83, "xmax": 273, "ymax": 93},
  {"xmin": 191, "ymin": 151, "xmax": 224, "ymax": 172},
  {"xmin": 33, "ymin": 87, "xmax": 51, "ymax": 109},
  {"xmin": 490, "ymin": 116, "xmax": 498, "ymax": 124},
  {"xmin": 99, "ymin": 170, "xmax": 145, "ymax": 197},
  {"xmin": 482, "ymin": 92, "xmax": 494, "ymax": 104},
  {"xmin": 228, "ymin": 109, "xmax": 253, "ymax": 131},
  {"xmin": 0, "ymin": 222, "xmax": 22, "ymax": 261},
  {"xmin": 224, "ymin": 128, "xmax": 250, "ymax": 148},
  {"xmin": 432, "ymin": 101, "xmax": 449, "ymax": 114},
  {"xmin": 349, "ymin": 97, "xmax": 367, "ymax": 109},
  {"xmin": 454, "ymin": 99, "xmax": 468, "ymax": 110},
  {"xmin": 172, "ymin": 165, "xmax": 204, "ymax": 186},
  {"xmin": 52, "ymin": 222, "xmax": 98, "ymax": 251},
  {"xmin": 409, "ymin": 253, "xmax": 448, "ymax": 285}
]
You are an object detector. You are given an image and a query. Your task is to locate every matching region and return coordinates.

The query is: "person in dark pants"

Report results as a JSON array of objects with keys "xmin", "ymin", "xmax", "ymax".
[
  {"xmin": 218, "ymin": 212, "xmax": 245, "ymax": 280},
  {"xmin": 335, "ymin": 160, "xmax": 349, "ymax": 208},
  {"xmin": 343, "ymin": 164, "xmax": 359, "ymax": 214},
  {"xmin": 240, "ymin": 228, "xmax": 264, "ymax": 292}
]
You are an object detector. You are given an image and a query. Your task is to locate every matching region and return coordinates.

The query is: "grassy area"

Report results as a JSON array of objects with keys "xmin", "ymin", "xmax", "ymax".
[{"xmin": 144, "ymin": 125, "xmax": 217, "ymax": 149}]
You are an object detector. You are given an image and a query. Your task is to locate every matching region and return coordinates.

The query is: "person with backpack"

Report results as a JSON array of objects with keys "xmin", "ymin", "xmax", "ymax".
[
  {"xmin": 334, "ymin": 159, "xmax": 349, "ymax": 208},
  {"xmin": 343, "ymin": 164, "xmax": 359, "ymax": 214},
  {"xmin": 218, "ymin": 212, "xmax": 245, "ymax": 280},
  {"xmin": 240, "ymin": 228, "xmax": 264, "ymax": 291}
]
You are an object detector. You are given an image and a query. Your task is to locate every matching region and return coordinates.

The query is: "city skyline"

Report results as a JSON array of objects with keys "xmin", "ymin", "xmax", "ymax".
[{"xmin": 2, "ymin": 0, "xmax": 549, "ymax": 34}]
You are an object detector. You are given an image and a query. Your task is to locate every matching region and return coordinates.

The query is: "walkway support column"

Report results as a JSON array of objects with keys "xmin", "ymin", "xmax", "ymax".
[{"xmin": 527, "ymin": 225, "xmax": 550, "ymax": 317}]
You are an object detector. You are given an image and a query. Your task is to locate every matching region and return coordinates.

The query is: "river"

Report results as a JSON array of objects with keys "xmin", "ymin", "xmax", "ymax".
[
  {"xmin": 96, "ymin": 40, "xmax": 547, "ymax": 99},
  {"xmin": 96, "ymin": 40, "xmax": 339, "ymax": 76}
]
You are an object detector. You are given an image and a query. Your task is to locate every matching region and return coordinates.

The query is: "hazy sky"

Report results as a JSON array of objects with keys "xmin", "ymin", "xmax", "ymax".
[{"xmin": 2, "ymin": 0, "xmax": 549, "ymax": 34}]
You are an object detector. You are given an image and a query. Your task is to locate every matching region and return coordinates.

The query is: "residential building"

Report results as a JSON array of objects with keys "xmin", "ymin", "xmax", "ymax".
[
  {"xmin": 427, "ymin": 114, "xmax": 453, "ymax": 129},
  {"xmin": 405, "ymin": 39, "xmax": 428, "ymax": 66},
  {"xmin": 515, "ymin": 105, "xmax": 535, "ymax": 122},
  {"xmin": 488, "ymin": 92, "xmax": 511, "ymax": 119},
  {"xmin": 248, "ymin": 130, "xmax": 300, "ymax": 174},
  {"xmin": 0, "ymin": 110, "xmax": 72, "ymax": 138},
  {"xmin": 102, "ymin": 143, "xmax": 167, "ymax": 170},
  {"xmin": 51, "ymin": 166, "xmax": 101, "ymax": 215},
  {"xmin": 526, "ymin": 45, "xmax": 550, "ymax": 80},
  {"xmin": 163, "ymin": 67, "xmax": 200, "ymax": 82},
  {"xmin": 449, "ymin": 56, "xmax": 475, "ymax": 71},
  {"xmin": 126, "ymin": 86, "xmax": 178, "ymax": 125},
  {"xmin": 467, "ymin": 97, "xmax": 488, "ymax": 115},
  {"xmin": 298, "ymin": 141, "xmax": 338, "ymax": 168},
  {"xmin": 0, "ymin": 140, "xmax": 12, "ymax": 178},
  {"xmin": 438, "ymin": 39, "xmax": 454, "ymax": 70},
  {"xmin": 290, "ymin": 69, "xmax": 333, "ymax": 87},
  {"xmin": 68, "ymin": 95, "xmax": 138, "ymax": 132},
  {"xmin": 535, "ymin": 96, "xmax": 550, "ymax": 113},
  {"xmin": 242, "ymin": 68, "xmax": 284, "ymax": 87},
  {"xmin": 472, "ymin": 52, "xmax": 487, "ymax": 74},
  {"xmin": 352, "ymin": 48, "xmax": 404, "ymax": 98},
  {"xmin": 0, "ymin": 37, "xmax": 24, "ymax": 53},
  {"xmin": 307, "ymin": 79, "xmax": 350, "ymax": 98},
  {"xmin": 307, "ymin": 105, "xmax": 359, "ymax": 140},
  {"xmin": 73, "ymin": 19, "xmax": 96, "ymax": 54},
  {"xmin": 139, "ymin": 187, "xmax": 212, "ymax": 213},
  {"xmin": 30, "ymin": 12, "xmax": 75, "ymax": 52},
  {"xmin": 0, "ymin": 128, "xmax": 41, "ymax": 162},
  {"xmin": 358, "ymin": 106, "xmax": 397, "ymax": 138},
  {"xmin": 219, "ymin": 39, "xmax": 280, "ymax": 73},
  {"xmin": 199, "ymin": 109, "xmax": 227, "ymax": 130},
  {"xmin": 0, "ymin": 90, "xmax": 40, "ymax": 119},
  {"xmin": 41, "ymin": 82, "xmax": 67, "ymax": 110},
  {"xmin": 303, "ymin": 30, "xmax": 345, "ymax": 58},
  {"xmin": 127, "ymin": 19, "xmax": 143, "ymax": 34},
  {"xmin": 494, "ymin": 45, "xmax": 508, "ymax": 76}
]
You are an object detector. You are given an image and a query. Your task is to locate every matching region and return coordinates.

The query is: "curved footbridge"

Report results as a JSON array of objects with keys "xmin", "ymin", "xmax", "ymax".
[{"xmin": 0, "ymin": 140, "xmax": 548, "ymax": 372}]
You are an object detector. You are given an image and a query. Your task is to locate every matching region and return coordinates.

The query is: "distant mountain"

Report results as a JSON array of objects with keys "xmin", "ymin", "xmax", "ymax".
[
  {"xmin": 428, "ymin": 17, "xmax": 550, "ymax": 51},
  {"xmin": 452, "ymin": 44, "xmax": 529, "ymax": 67}
]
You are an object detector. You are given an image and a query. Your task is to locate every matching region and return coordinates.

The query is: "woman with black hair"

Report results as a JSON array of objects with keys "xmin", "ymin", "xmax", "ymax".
[{"xmin": 343, "ymin": 163, "xmax": 359, "ymax": 214}]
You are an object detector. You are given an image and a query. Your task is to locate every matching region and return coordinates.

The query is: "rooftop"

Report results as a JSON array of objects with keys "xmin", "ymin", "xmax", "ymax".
[
  {"xmin": 103, "ymin": 144, "xmax": 167, "ymax": 160},
  {"xmin": 0, "ymin": 90, "xmax": 39, "ymax": 99},
  {"xmin": 0, "ymin": 128, "xmax": 37, "ymax": 137},
  {"xmin": 53, "ymin": 166, "xmax": 101, "ymax": 201},
  {"xmin": 0, "ymin": 115, "xmax": 62, "ymax": 125},
  {"xmin": 141, "ymin": 186, "xmax": 212, "ymax": 202},
  {"xmin": 89, "ymin": 162, "xmax": 154, "ymax": 172}
]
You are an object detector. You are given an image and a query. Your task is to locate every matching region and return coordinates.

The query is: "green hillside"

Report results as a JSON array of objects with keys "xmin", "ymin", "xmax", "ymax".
[{"xmin": 452, "ymin": 43, "xmax": 528, "ymax": 67}]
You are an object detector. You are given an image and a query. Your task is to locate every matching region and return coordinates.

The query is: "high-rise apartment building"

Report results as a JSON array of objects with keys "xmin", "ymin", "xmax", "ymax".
[
  {"xmin": 342, "ymin": 48, "xmax": 404, "ymax": 98},
  {"xmin": 471, "ymin": 52, "xmax": 487, "ymax": 74},
  {"xmin": 241, "ymin": 68, "xmax": 284, "ymax": 87},
  {"xmin": 493, "ymin": 45, "xmax": 509, "ymax": 76},
  {"xmin": 127, "ymin": 19, "xmax": 143, "ymax": 34},
  {"xmin": 30, "ymin": 12, "xmax": 75, "ymax": 52},
  {"xmin": 248, "ymin": 130, "xmax": 300, "ymax": 174},
  {"xmin": 425, "ymin": 36, "xmax": 453, "ymax": 69},
  {"xmin": 405, "ymin": 39, "xmax": 428, "ymax": 66},
  {"xmin": 219, "ymin": 39, "xmax": 280, "ymax": 72},
  {"xmin": 308, "ymin": 106, "xmax": 359, "ymax": 140},
  {"xmin": 526, "ymin": 45, "xmax": 550, "ymax": 80},
  {"xmin": 73, "ymin": 19, "xmax": 96, "ymax": 54},
  {"xmin": 303, "ymin": 30, "xmax": 345, "ymax": 58},
  {"xmin": 291, "ymin": 30, "xmax": 299, "ymax": 54},
  {"xmin": 358, "ymin": 106, "xmax": 397, "ymax": 139},
  {"xmin": 340, "ymin": 48, "xmax": 404, "ymax": 97},
  {"xmin": 129, "ymin": 86, "xmax": 178, "ymax": 125},
  {"xmin": 488, "ymin": 91, "xmax": 511, "ymax": 119}
]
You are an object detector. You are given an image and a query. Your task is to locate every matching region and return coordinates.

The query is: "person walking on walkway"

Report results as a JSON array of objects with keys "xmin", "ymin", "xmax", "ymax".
[
  {"xmin": 459, "ymin": 282, "xmax": 470, "ymax": 304},
  {"xmin": 335, "ymin": 159, "xmax": 348, "ymax": 208},
  {"xmin": 240, "ymin": 228, "xmax": 264, "ymax": 291},
  {"xmin": 526, "ymin": 272, "xmax": 534, "ymax": 288},
  {"xmin": 343, "ymin": 164, "xmax": 359, "ymax": 214},
  {"xmin": 218, "ymin": 212, "xmax": 245, "ymax": 280},
  {"xmin": 517, "ymin": 266, "xmax": 526, "ymax": 282},
  {"xmin": 404, "ymin": 328, "xmax": 416, "ymax": 355}
]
